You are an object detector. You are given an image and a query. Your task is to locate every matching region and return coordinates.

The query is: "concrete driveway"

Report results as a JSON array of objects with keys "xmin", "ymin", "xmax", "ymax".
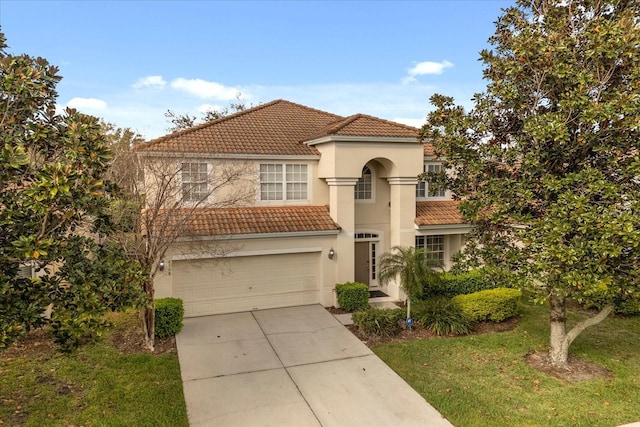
[{"xmin": 176, "ymin": 304, "xmax": 452, "ymax": 427}]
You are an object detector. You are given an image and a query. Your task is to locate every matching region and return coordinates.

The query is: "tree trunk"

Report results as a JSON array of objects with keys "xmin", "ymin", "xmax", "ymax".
[
  {"xmin": 548, "ymin": 295, "xmax": 569, "ymax": 367},
  {"xmin": 141, "ymin": 277, "xmax": 155, "ymax": 352},
  {"xmin": 548, "ymin": 295, "xmax": 615, "ymax": 368}
]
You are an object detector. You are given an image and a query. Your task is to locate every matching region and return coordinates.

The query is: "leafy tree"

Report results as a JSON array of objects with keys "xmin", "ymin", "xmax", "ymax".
[
  {"xmin": 421, "ymin": 0, "xmax": 640, "ymax": 367},
  {"xmin": 378, "ymin": 246, "xmax": 442, "ymax": 320},
  {"xmin": 0, "ymin": 33, "xmax": 144, "ymax": 351},
  {"xmin": 164, "ymin": 94, "xmax": 248, "ymax": 132}
]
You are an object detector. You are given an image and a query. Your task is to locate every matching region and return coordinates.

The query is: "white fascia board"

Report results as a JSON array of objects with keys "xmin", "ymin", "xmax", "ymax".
[
  {"xmin": 139, "ymin": 152, "xmax": 320, "ymax": 161},
  {"xmin": 305, "ymin": 135, "xmax": 419, "ymax": 146},
  {"xmin": 172, "ymin": 246, "xmax": 323, "ymax": 261},
  {"xmin": 175, "ymin": 229, "xmax": 340, "ymax": 242},
  {"xmin": 415, "ymin": 224, "xmax": 473, "ymax": 235}
]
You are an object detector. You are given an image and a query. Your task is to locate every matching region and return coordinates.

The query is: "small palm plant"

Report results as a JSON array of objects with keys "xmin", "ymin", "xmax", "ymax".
[{"xmin": 378, "ymin": 246, "xmax": 442, "ymax": 321}]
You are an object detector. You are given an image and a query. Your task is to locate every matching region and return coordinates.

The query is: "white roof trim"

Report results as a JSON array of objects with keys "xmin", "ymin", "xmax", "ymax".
[
  {"xmin": 175, "ymin": 229, "xmax": 340, "ymax": 242},
  {"xmin": 305, "ymin": 135, "xmax": 420, "ymax": 146}
]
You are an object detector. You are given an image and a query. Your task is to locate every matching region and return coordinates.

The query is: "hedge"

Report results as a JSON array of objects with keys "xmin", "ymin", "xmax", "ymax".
[
  {"xmin": 155, "ymin": 297, "xmax": 185, "ymax": 338},
  {"xmin": 335, "ymin": 282, "xmax": 369, "ymax": 312},
  {"xmin": 452, "ymin": 288, "xmax": 521, "ymax": 322},
  {"xmin": 422, "ymin": 269, "xmax": 499, "ymax": 299}
]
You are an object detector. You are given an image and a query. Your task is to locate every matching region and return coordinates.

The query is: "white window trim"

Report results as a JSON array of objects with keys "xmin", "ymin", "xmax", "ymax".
[
  {"xmin": 415, "ymin": 234, "xmax": 447, "ymax": 265},
  {"xmin": 180, "ymin": 161, "xmax": 210, "ymax": 204},
  {"xmin": 257, "ymin": 162, "xmax": 310, "ymax": 204},
  {"xmin": 355, "ymin": 165, "xmax": 376, "ymax": 204},
  {"xmin": 416, "ymin": 162, "xmax": 448, "ymax": 200}
]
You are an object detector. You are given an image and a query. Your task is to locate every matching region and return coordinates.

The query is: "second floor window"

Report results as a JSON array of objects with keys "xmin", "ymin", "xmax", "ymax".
[
  {"xmin": 260, "ymin": 163, "xmax": 308, "ymax": 201},
  {"xmin": 181, "ymin": 162, "xmax": 209, "ymax": 202},
  {"xmin": 355, "ymin": 166, "xmax": 372, "ymax": 200},
  {"xmin": 416, "ymin": 163, "xmax": 445, "ymax": 198}
]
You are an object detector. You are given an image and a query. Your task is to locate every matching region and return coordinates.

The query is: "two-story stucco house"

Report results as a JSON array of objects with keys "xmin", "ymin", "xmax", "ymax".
[{"xmin": 136, "ymin": 100, "xmax": 470, "ymax": 317}]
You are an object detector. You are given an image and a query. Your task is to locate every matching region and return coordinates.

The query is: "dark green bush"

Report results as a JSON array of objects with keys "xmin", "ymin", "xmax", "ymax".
[
  {"xmin": 452, "ymin": 288, "xmax": 521, "ymax": 322},
  {"xmin": 412, "ymin": 298, "xmax": 472, "ymax": 336},
  {"xmin": 155, "ymin": 297, "xmax": 184, "ymax": 338},
  {"xmin": 352, "ymin": 308, "xmax": 404, "ymax": 337},
  {"xmin": 422, "ymin": 269, "xmax": 499, "ymax": 299},
  {"xmin": 581, "ymin": 291, "xmax": 640, "ymax": 316},
  {"xmin": 335, "ymin": 282, "xmax": 369, "ymax": 312}
]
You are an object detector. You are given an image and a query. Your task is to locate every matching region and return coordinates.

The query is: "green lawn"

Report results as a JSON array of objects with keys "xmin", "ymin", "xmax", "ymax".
[
  {"xmin": 0, "ymin": 312, "xmax": 188, "ymax": 426},
  {"xmin": 373, "ymin": 303, "xmax": 640, "ymax": 427}
]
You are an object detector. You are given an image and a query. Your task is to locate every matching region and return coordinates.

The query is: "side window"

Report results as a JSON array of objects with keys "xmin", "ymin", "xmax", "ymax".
[
  {"xmin": 415, "ymin": 235, "xmax": 445, "ymax": 264},
  {"xmin": 416, "ymin": 163, "xmax": 445, "ymax": 198}
]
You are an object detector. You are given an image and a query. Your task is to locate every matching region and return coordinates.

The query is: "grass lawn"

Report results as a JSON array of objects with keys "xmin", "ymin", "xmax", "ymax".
[
  {"xmin": 0, "ymin": 311, "xmax": 188, "ymax": 426},
  {"xmin": 373, "ymin": 303, "xmax": 640, "ymax": 427}
]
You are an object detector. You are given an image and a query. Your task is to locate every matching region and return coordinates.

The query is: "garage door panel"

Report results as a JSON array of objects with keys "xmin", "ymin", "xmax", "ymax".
[{"xmin": 173, "ymin": 252, "xmax": 321, "ymax": 317}]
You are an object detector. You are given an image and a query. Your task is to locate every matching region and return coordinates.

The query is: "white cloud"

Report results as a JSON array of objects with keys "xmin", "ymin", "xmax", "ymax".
[
  {"xmin": 132, "ymin": 75, "xmax": 167, "ymax": 89},
  {"xmin": 404, "ymin": 60, "xmax": 454, "ymax": 83},
  {"xmin": 197, "ymin": 103, "xmax": 223, "ymax": 113},
  {"xmin": 66, "ymin": 97, "xmax": 107, "ymax": 110},
  {"xmin": 171, "ymin": 78, "xmax": 239, "ymax": 100},
  {"xmin": 393, "ymin": 117, "xmax": 426, "ymax": 128}
]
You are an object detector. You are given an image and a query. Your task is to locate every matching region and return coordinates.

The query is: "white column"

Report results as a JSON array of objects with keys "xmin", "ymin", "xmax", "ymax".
[
  {"xmin": 386, "ymin": 177, "xmax": 418, "ymax": 299},
  {"xmin": 326, "ymin": 178, "xmax": 358, "ymax": 288}
]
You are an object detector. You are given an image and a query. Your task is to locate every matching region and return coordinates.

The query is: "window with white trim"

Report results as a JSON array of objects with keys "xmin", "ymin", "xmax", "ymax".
[
  {"xmin": 415, "ymin": 235, "xmax": 445, "ymax": 264},
  {"xmin": 260, "ymin": 163, "xmax": 308, "ymax": 201},
  {"xmin": 181, "ymin": 162, "xmax": 208, "ymax": 202},
  {"xmin": 416, "ymin": 163, "xmax": 445, "ymax": 198},
  {"xmin": 355, "ymin": 166, "xmax": 372, "ymax": 200}
]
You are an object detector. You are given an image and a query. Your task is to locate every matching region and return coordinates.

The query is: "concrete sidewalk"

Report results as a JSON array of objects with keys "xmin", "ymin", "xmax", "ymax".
[{"xmin": 176, "ymin": 304, "xmax": 452, "ymax": 426}]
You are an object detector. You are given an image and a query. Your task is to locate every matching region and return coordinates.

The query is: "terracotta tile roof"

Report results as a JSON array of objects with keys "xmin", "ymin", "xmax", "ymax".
[
  {"xmin": 415, "ymin": 200, "xmax": 464, "ymax": 226},
  {"xmin": 136, "ymin": 100, "xmax": 341, "ymax": 156},
  {"xmin": 306, "ymin": 114, "xmax": 420, "ymax": 140},
  {"xmin": 170, "ymin": 205, "xmax": 341, "ymax": 236},
  {"xmin": 424, "ymin": 143, "xmax": 435, "ymax": 156},
  {"xmin": 135, "ymin": 99, "xmax": 430, "ymax": 155}
]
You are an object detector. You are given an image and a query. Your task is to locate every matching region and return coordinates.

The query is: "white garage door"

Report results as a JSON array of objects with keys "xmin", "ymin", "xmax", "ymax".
[{"xmin": 173, "ymin": 252, "xmax": 321, "ymax": 317}]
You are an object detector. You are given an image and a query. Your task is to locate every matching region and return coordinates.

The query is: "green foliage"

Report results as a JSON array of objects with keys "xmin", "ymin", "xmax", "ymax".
[
  {"xmin": 420, "ymin": 0, "xmax": 640, "ymax": 363},
  {"xmin": 412, "ymin": 298, "xmax": 472, "ymax": 336},
  {"xmin": 335, "ymin": 282, "xmax": 369, "ymax": 312},
  {"xmin": 378, "ymin": 246, "xmax": 442, "ymax": 319},
  {"xmin": 155, "ymin": 298, "xmax": 185, "ymax": 338},
  {"xmin": 352, "ymin": 308, "xmax": 405, "ymax": 337},
  {"xmin": 425, "ymin": 270, "xmax": 500, "ymax": 299},
  {"xmin": 453, "ymin": 288, "xmax": 522, "ymax": 322},
  {"xmin": 0, "ymin": 33, "xmax": 145, "ymax": 351}
]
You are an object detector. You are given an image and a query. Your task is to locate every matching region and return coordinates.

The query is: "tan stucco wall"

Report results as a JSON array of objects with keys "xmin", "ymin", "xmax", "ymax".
[{"xmin": 153, "ymin": 233, "xmax": 339, "ymax": 307}]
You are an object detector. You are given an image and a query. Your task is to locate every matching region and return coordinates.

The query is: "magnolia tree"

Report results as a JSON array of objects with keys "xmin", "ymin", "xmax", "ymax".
[
  {"xmin": 0, "ymin": 34, "xmax": 144, "ymax": 351},
  {"xmin": 421, "ymin": 0, "xmax": 640, "ymax": 367}
]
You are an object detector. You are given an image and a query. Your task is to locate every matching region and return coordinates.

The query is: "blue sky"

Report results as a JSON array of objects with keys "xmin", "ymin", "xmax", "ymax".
[{"xmin": 2, "ymin": 0, "xmax": 514, "ymax": 140}]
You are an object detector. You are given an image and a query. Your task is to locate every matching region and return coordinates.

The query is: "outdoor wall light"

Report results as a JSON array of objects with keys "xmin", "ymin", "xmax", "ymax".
[
  {"xmin": 159, "ymin": 260, "xmax": 165, "ymax": 271},
  {"xmin": 328, "ymin": 248, "xmax": 335, "ymax": 260}
]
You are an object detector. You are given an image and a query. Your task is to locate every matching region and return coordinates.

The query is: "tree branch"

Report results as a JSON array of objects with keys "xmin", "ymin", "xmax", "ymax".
[{"xmin": 566, "ymin": 304, "xmax": 614, "ymax": 347}]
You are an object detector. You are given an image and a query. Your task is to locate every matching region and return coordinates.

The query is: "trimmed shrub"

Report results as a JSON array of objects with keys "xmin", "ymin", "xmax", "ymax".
[
  {"xmin": 352, "ymin": 308, "xmax": 404, "ymax": 337},
  {"xmin": 422, "ymin": 269, "xmax": 499, "ymax": 299},
  {"xmin": 335, "ymin": 282, "xmax": 369, "ymax": 312},
  {"xmin": 412, "ymin": 298, "xmax": 472, "ymax": 336},
  {"xmin": 452, "ymin": 288, "xmax": 521, "ymax": 322},
  {"xmin": 155, "ymin": 297, "xmax": 184, "ymax": 338}
]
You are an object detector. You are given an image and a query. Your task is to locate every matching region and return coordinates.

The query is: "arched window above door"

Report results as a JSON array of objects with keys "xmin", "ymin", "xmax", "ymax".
[{"xmin": 354, "ymin": 166, "xmax": 372, "ymax": 200}]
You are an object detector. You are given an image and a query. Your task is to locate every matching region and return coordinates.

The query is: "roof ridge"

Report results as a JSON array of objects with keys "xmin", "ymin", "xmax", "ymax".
[
  {"xmin": 135, "ymin": 99, "xmax": 342, "ymax": 151},
  {"xmin": 136, "ymin": 100, "xmax": 282, "ymax": 150}
]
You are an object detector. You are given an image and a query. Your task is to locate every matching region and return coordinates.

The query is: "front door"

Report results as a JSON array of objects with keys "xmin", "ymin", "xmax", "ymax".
[
  {"xmin": 355, "ymin": 242, "xmax": 369, "ymax": 286},
  {"xmin": 354, "ymin": 241, "xmax": 379, "ymax": 290}
]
